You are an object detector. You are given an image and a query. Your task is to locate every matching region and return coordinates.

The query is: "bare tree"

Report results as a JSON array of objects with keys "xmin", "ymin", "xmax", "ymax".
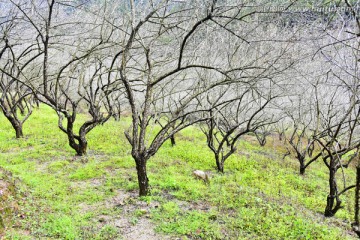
[
  {"xmin": 315, "ymin": 7, "xmax": 360, "ymax": 216},
  {"xmin": 316, "ymin": 102, "xmax": 360, "ymax": 217},
  {"xmin": 312, "ymin": 48, "xmax": 360, "ymax": 217},
  {"xmin": 200, "ymin": 82, "xmax": 278, "ymax": 172},
  {"xmin": 353, "ymin": 149, "xmax": 360, "ymax": 237},
  {"xmin": 272, "ymin": 117, "xmax": 290, "ymax": 143},
  {"xmin": 254, "ymin": 125, "xmax": 272, "ymax": 147},
  {"xmin": 0, "ymin": 3, "xmax": 40, "ymax": 138},
  {"xmin": 283, "ymin": 92, "xmax": 322, "ymax": 175},
  {"xmin": 100, "ymin": 0, "xmax": 305, "ymax": 195},
  {"xmin": 339, "ymin": 0, "xmax": 360, "ymax": 233},
  {"xmin": 6, "ymin": 0, "xmax": 116, "ymax": 155}
]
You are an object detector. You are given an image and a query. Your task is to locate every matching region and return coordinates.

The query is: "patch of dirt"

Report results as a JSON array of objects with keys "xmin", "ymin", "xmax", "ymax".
[
  {"xmin": 114, "ymin": 217, "xmax": 167, "ymax": 240},
  {"xmin": 161, "ymin": 190, "xmax": 211, "ymax": 212},
  {"xmin": 110, "ymin": 190, "xmax": 172, "ymax": 239},
  {"xmin": 78, "ymin": 189, "xmax": 177, "ymax": 239},
  {"xmin": 70, "ymin": 177, "xmax": 105, "ymax": 190}
]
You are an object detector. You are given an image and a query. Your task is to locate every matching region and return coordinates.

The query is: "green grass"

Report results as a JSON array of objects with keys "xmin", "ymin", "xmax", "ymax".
[{"xmin": 0, "ymin": 105, "xmax": 358, "ymax": 239}]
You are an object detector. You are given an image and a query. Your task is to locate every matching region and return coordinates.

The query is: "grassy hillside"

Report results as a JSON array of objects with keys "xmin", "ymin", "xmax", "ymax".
[{"xmin": 0, "ymin": 105, "xmax": 357, "ymax": 239}]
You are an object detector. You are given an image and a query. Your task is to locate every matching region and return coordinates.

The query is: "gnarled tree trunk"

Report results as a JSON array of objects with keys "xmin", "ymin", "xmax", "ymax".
[
  {"xmin": 353, "ymin": 164, "xmax": 360, "ymax": 236},
  {"xmin": 216, "ymin": 158, "xmax": 224, "ymax": 173},
  {"xmin": 135, "ymin": 156, "xmax": 149, "ymax": 196},
  {"xmin": 5, "ymin": 115, "xmax": 23, "ymax": 138},
  {"xmin": 299, "ymin": 157, "xmax": 305, "ymax": 175},
  {"xmin": 61, "ymin": 114, "xmax": 89, "ymax": 156},
  {"xmin": 14, "ymin": 124, "xmax": 23, "ymax": 139},
  {"xmin": 324, "ymin": 166, "xmax": 341, "ymax": 217},
  {"xmin": 68, "ymin": 135, "xmax": 88, "ymax": 156}
]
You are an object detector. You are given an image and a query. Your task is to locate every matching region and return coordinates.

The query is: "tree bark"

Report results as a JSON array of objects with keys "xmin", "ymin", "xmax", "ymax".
[
  {"xmin": 15, "ymin": 125, "xmax": 23, "ymax": 139},
  {"xmin": 170, "ymin": 135, "xmax": 176, "ymax": 147},
  {"xmin": 77, "ymin": 139, "xmax": 88, "ymax": 156},
  {"xmin": 353, "ymin": 164, "xmax": 360, "ymax": 237},
  {"xmin": 135, "ymin": 158, "xmax": 149, "ymax": 196},
  {"xmin": 295, "ymin": 151, "xmax": 306, "ymax": 175},
  {"xmin": 299, "ymin": 166, "xmax": 305, "ymax": 175},
  {"xmin": 307, "ymin": 142, "xmax": 314, "ymax": 157},
  {"xmin": 7, "ymin": 116, "xmax": 23, "ymax": 138},
  {"xmin": 299, "ymin": 159, "xmax": 305, "ymax": 175},
  {"xmin": 324, "ymin": 167, "xmax": 341, "ymax": 217},
  {"xmin": 215, "ymin": 155, "xmax": 224, "ymax": 173},
  {"xmin": 68, "ymin": 134, "xmax": 87, "ymax": 156},
  {"xmin": 18, "ymin": 102, "xmax": 25, "ymax": 116}
]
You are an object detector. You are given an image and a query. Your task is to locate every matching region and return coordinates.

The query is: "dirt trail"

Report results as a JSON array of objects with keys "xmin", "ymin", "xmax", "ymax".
[{"xmin": 78, "ymin": 188, "xmax": 175, "ymax": 239}]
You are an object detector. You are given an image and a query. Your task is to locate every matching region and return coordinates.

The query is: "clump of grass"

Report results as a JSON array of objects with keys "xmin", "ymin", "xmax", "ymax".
[
  {"xmin": 69, "ymin": 162, "xmax": 105, "ymax": 180},
  {"xmin": 95, "ymin": 225, "xmax": 118, "ymax": 239},
  {"xmin": 40, "ymin": 214, "xmax": 77, "ymax": 239},
  {"xmin": 152, "ymin": 201, "xmax": 222, "ymax": 238}
]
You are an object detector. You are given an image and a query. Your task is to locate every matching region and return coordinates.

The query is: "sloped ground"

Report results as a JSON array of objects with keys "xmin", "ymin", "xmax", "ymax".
[
  {"xmin": 0, "ymin": 168, "xmax": 20, "ymax": 238},
  {"xmin": 0, "ymin": 106, "xmax": 358, "ymax": 239}
]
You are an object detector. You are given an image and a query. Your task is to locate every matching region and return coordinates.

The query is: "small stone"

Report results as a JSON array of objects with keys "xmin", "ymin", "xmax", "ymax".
[{"xmin": 139, "ymin": 209, "xmax": 148, "ymax": 214}]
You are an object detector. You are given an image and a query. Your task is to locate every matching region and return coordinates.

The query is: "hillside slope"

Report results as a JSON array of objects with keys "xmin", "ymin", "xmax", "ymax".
[{"xmin": 0, "ymin": 106, "xmax": 357, "ymax": 239}]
